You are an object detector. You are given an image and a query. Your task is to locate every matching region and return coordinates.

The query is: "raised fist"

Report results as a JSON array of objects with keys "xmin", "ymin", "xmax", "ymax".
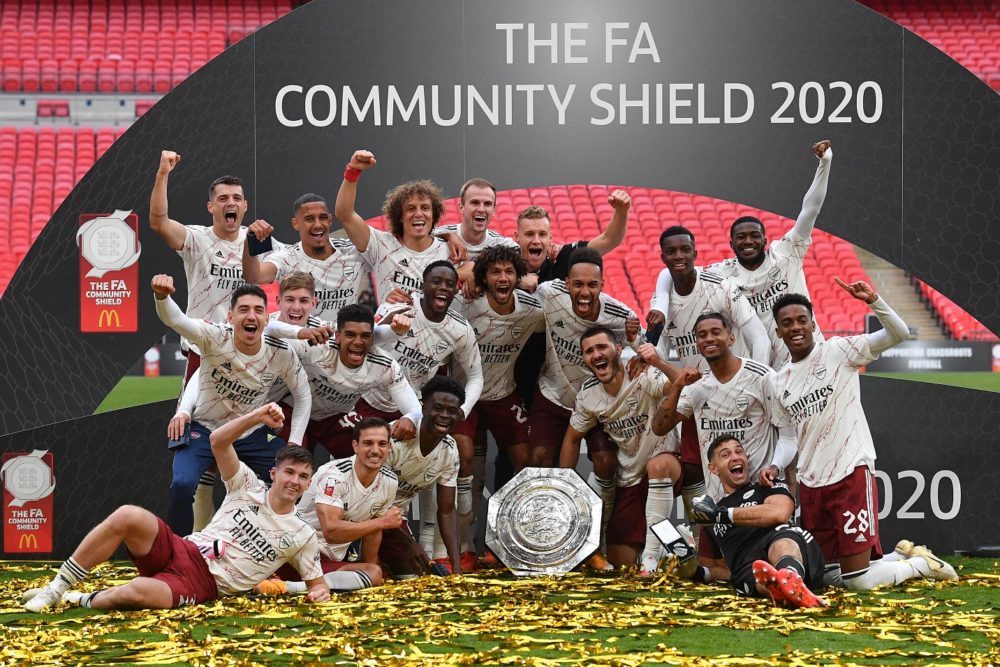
[
  {"xmin": 158, "ymin": 150, "xmax": 180, "ymax": 174},
  {"xmin": 608, "ymin": 189, "xmax": 631, "ymax": 211},
  {"xmin": 349, "ymin": 150, "xmax": 377, "ymax": 171},
  {"xmin": 151, "ymin": 274, "xmax": 175, "ymax": 299}
]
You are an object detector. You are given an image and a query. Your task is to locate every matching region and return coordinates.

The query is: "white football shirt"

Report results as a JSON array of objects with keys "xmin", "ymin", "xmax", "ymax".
[
  {"xmin": 453, "ymin": 290, "xmax": 546, "ymax": 401},
  {"xmin": 570, "ymin": 366, "xmax": 679, "ymax": 488},
  {"xmin": 384, "ymin": 417, "xmax": 460, "ymax": 510},
  {"xmin": 263, "ymin": 238, "xmax": 369, "ymax": 322},
  {"xmin": 655, "ymin": 272, "xmax": 759, "ymax": 371},
  {"xmin": 707, "ymin": 232, "xmax": 825, "ymax": 369},
  {"xmin": 675, "ymin": 358, "xmax": 778, "ymax": 499},
  {"xmin": 178, "ymin": 225, "xmax": 247, "ymax": 352},
  {"xmin": 362, "ymin": 228, "xmax": 452, "ymax": 302},
  {"xmin": 296, "ymin": 457, "xmax": 398, "ymax": 561},
  {"xmin": 366, "ymin": 300, "xmax": 482, "ymax": 417},
  {"xmin": 434, "ymin": 223, "xmax": 519, "ymax": 262},
  {"xmin": 767, "ymin": 336, "xmax": 879, "ymax": 488},
  {"xmin": 186, "ymin": 462, "xmax": 322, "ymax": 595},
  {"xmin": 536, "ymin": 279, "xmax": 640, "ymax": 409}
]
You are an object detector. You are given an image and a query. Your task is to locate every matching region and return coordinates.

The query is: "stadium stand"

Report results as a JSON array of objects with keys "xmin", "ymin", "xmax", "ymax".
[{"xmin": 0, "ymin": 0, "xmax": 995, "ymax": 340}]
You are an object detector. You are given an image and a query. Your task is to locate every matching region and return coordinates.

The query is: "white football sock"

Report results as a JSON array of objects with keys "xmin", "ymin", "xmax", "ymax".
[
  {"xmin": 640, "ymin": 478, "xmax": 673, "ymax": 569},
  {"xmin": 842, "ymin": 559, "xmax": 924, "ymax": 590}
]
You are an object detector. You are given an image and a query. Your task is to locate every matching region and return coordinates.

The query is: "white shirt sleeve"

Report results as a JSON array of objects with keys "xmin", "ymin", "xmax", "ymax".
[
  {"xmin": 453, "ymin": 323, "xmax": 484, "ymax": 417},
  {"xmin": 789, "ymin": 147, "xmax": 832, "ymax": 242},
  {"xmin": 651, "ymin": 268, "xmax": 673, "ymax": 315},
  {"xmin": 155, "ymin": 295, "xmax": 211, "ymax": 350},
  {"xmin": 863, "ymin": 295, "xmax": 909, "ymax": 356},
  {"xmin": 388, "ymin": 364, "xmax": 422, "ymax": 423},
  {"xmin": 177, "ymin": 368, "xmax": 200, "ymax": 418},
  {"xmin": 282, "ymin": 351, "xmax": 312, "ymax": 446}
]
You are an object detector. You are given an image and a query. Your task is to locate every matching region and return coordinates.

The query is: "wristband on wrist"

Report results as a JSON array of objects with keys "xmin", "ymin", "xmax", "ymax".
[{"xmin": 344, "ymin": 165, "xmax": 362, "ymax": 183}]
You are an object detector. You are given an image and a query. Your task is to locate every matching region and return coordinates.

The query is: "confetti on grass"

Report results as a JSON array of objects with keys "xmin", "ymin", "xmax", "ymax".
[{"xmin": 2, "ymin": 561, "xmax": 998, "ymax": 666}]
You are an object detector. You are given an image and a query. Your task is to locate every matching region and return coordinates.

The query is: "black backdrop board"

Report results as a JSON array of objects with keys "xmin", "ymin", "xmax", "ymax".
[{"xmin": 0, "ymin": 0, "xmax": 998, "ymax": 556}]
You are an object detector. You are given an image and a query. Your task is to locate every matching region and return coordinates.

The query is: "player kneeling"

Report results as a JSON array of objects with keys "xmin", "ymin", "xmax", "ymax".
[
  {"xmin": 690, "ymin": 435, "xmax": 827, "ymax": 609},
  {"xmin": 23, "ymin": 404, "xmax": 329, "ymax": 612},
  {"xmin": 255, "ymin": 418, "xmax": 402, "ymax": 596}
]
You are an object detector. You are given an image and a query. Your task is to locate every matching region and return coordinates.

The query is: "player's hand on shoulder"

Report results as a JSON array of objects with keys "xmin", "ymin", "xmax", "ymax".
[
  {"xmin": 758, "ymin": 465, "xmax": 781, "ymax": 488},
  {"xmin": 626, "ymin": 355, "xmax": 648, "ymax": 381},
  {"xmin": 350, "ymin": 149, "xmax": 376, "ymax": 171},
  {"xmin": 151, "ymin": 274, "xmax": 175, "ymax": 299},
  {"xmin": 547, "ymin": 242, "xmax": 562, "ymax": 262},
  {"xmin": 247, "ymin": 219, "xmax": 273, "ymax": 241},
  {"xmin": 461, "ymin": 280, "xmax": 483, "ymax": 300},
  {"xmin": 389, "ymin": 313, "xmax": 413, "ymax": 336},
  {"xmin": 158, "ymin": 150, "xmax": 180, "ymax": 174},
  {"xmin": 834, "ymin": 276, "xmax": 877, "ymax": 304},
  {"xmin": 645, "ymin": 309, "xmax": 665, "ymax": 330},
  {"xmin": 391, "ymin": 417, "xmax": 416, "ymax": 440},
  {"xmin": 518, "ymin": 272, "xmax": 539, "ymax": 293},
  {"xmin": 257, "ymin": 402, "xmax": 285, "ymax": 430},
  {"xmin": 608, "ymin": 189, "xmax": 631, "ymax": 211},
  {"xmin": 298, "ymin": 325, "xmax": 334, "ymax": 346},
  {"xmin": 443, "ymin": 234, "xmax": 468, "ymax": 263},
  {"xmin": 637, "ymin": 342, "xmax": 660, "ymax": 365},
  {"xmin": 812, "ymin": 139, "xmax": 832, "ymax": 159},
  {"xmin": 167, "ymin": 413, "xmax": 190, "ymax": 440},
  {"xmin": 385, "ymin": 288, "xmax": 414, "ymax": 305}
]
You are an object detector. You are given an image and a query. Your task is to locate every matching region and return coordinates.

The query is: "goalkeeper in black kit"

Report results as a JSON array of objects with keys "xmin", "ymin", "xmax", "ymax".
[{"xmin": 689, "ymin": 434, "xmax": 827, "ymax": 609}]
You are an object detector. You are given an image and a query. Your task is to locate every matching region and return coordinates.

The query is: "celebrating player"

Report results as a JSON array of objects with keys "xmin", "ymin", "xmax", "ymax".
[
  {"xmin": 435, "ymin": 178, "xmax": 519, "ymax": 262},
  {"xmin": 450, "ymin": 246, "xmax": 545, "ymax": 560},
  {"xmin": 649, "ymin": 141, "xmax": 833, "ymax": 370},
  {"xmin": 768, "ymin": 279, "xmax": 958, "ymax": 589},
  {"xmin": 380, "ymin": 376, "xmax": 466, "ymax": 576},
  {"xmin": 152, "ymin": 275, "xmax": 311, "ymax": 536},
  {"xmin": 23, "ymin": 404, "xmax": 328, "ymax": 612},
  {"xmin": 650, "ymin": 226, "xmax": 769, "ymax": 537},
  {"xmin": 256, "ymin": 418, "xmax": 401, "ymax": 595},
  {"xmin": 334, "ymin": 149, "xmax": 461, "ymax": 303},
  {"xmin": 650, "ymin": 312, "xmax": 795, "ymax": 502},
  {"xmin": 560, "ymin": 327, "xmax": 681, "ymax": 572},
  {"xmin": 241, "ymin": 193, "xmax": 369, "ymax": 323},
  {"xmin": 690, "ymin": 435, "xmax": 826, "ymax": 609}
]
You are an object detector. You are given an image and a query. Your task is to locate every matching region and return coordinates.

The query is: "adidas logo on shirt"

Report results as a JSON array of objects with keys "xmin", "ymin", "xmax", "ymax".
[
  {"xmin": 666, "ymin": 321, "xmax": 677, "ymax": 330},
  {"xmin": 701, "ymin": 401, "xmax": 710, "ymax": 410},
  {"xmin": 222, "ymin": 362, "xmax": 233, "ymax": 371},
  {"xmin": 399, "ymin": 259, "xmax": 409, "ymax": 267},
  {"xmin": 782, "ymin": 390, "xmax": 791, "ymax": 399},
  {"xmin": 215, "ymin": 250, "xmax": 225, "ymax": 259},
  {"xmin": 554, "ymin": 320, "xmax": 565, "ymax": 328}
]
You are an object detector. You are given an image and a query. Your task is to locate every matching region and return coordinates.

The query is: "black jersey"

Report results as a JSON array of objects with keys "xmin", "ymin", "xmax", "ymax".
[{"xmin": 707, "ymin": 481, "xmax": 794, "ymax": 573}]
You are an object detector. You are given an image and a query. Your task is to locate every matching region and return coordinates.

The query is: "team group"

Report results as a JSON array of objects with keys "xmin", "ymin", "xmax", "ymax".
[{"xmin": 22, "ymin": 140, "xmax": 958, "ymax": 613}]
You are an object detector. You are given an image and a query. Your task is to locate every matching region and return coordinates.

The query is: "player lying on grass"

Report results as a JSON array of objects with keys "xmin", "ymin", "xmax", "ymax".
[
  {"xmin": 688, "ymin": 434, "xmax": 827, "ymax": 609},
  {"xmin": 23, "ymin": 404, "xmax": 329, "ymax": 612},
  {"xmin": 255, "ymin": 418, "xmax": 402, "ymax": 595}
]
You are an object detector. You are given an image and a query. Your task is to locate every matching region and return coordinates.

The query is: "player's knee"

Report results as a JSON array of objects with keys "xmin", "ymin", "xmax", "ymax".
[
  {"xmin": 592, "ymin": 451, "xmax": 617, "ymax": 478},
  {"xmin": 106, "ymin": 505, "xmax": 147, "ymax": 531},
  {"xmin": 364, "ymin": 564, "xmax": 384, "ymax": 586},
  {"xmin": 169, "ymin": 470, "xmax": 201, "ymax": 496}
]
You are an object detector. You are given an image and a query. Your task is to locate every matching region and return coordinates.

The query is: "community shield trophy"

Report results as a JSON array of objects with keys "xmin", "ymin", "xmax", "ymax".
[{"xmin": 486, "ymin": 467, "xmax": 602, "ymax": 576}]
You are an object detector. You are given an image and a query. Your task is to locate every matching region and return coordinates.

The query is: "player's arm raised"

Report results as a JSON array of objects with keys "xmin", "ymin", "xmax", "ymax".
[
  {"xmin": 650, "ymin": 367, "xmax": 701, "ymax": 436},
  {"xmin": 149, "ymin": 150, "xmax": 188, "ymax": 250},
  {"xmin": 587, "ymin": 189, "xmax": 630, "ymax": 256},
  {"xmin": 334, "ymin": 149, "xmax": 377, "ymax": 253},
  {"xmin": 152, "ymin": 274, "xmax": 212, "ymax": 349},
  {"xmin": 210, "ymin": 403, "xmax": 285, "ymax": 481},
  {"xmin": 835, "ymin": 277, "xmax": 909, "ymax": 354},
  {"xmin": 789, "ymin": 140, "xmax": 832, "ymax": 242}
]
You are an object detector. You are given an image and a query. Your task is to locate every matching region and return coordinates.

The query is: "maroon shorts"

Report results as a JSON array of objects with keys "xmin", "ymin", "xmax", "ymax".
[
  {"xmin": 452, "ymin": 392, "xmax": 530, "ymax": 449},
  {"xmin": 800, "ymin": 466, "xmax": 883, "ymax": 561},
  {"xmin": 182, "ymin": 350, "xmax": 201, "ymax": 386},
  {"xmin": 606, "ymin": 477, "xmax": 649, "ymax": 547},
  {"xmin": 306, "ymin": 413, "xmax": 355, "ymax": 459},
  {"xmin": 528, "ymin": 389, "xmax": 615, "ymax": 458},
  {"xmin": 129, "ymin": 517, "xmax": 218, "ymax": 607},
  {"xmin": 680, "ymin": 416, "xmax": 700, "ymax": 465}
]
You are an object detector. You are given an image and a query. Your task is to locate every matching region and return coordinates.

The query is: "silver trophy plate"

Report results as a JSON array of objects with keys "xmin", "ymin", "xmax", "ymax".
[{"xmin": 486, "ymin": 467, "xmax": 602, "ymax": 576}]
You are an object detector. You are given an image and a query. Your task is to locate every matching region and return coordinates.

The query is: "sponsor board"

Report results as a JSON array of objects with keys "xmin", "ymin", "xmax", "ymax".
[
  {"xmin": 2, "ymin": 450, "xmax": 55, "ymax": 554},
  {"xmin": 79, "ymin": 210, "xmax": 141, "ymax": 332}
]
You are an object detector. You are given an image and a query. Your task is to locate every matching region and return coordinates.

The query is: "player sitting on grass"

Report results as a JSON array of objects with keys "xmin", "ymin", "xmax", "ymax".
[
  {"xmin": 256, "ymin": 418, "xmax": 402, "ymax": 595},
  {"xmin": 23, "ymin": 404, "xmax": 329, "ymax": 612},
  {"xmin": 689, "ymin": 434, "xmax": 827, "ymax": 609}
]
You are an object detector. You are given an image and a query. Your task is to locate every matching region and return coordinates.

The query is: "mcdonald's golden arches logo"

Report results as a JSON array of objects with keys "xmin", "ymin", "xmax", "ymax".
[
  {"xmin": 18, "ymin": 533, "xmax": 38, "ymax": 550},
  {"xmin": 98, "ymin": 309, "xmax": 121, "ymax": 329}
]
